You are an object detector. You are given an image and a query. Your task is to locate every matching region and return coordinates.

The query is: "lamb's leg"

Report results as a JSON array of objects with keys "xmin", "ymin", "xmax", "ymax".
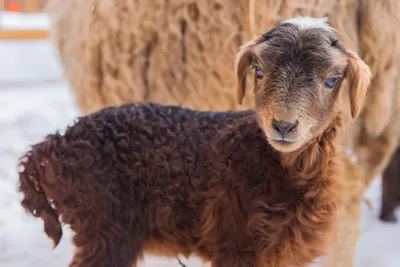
[
  {"xmin": 211, "ymin": 250, "xmax": 259, "ymax": 267},
  {"xmin": 68, "ymin": 228, "xmax": 144, "ymax": 267}
]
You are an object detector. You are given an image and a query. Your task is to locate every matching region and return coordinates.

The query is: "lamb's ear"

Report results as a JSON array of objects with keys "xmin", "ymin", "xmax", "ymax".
[
  {"xmin": 234, "ymin": 40, "xmax": 257, "ymax": 105},
  {"xmin": 345, "ymin": 49, "xmax": 372, "ymax": 119}
]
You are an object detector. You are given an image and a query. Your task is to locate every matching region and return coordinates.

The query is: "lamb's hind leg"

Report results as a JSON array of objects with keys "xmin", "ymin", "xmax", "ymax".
[{"xmin": 68, "ymin": 226, "xmax": 144, "ymax": 267}]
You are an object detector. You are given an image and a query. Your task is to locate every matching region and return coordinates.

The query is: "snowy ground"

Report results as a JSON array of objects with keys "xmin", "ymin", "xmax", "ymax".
[
  {"xmin": 0, "ymin": 25, "xmax": 399, "ymax": 267},
  {"xmin": 0, "ymin": 11, "xmax": 50, "ymax": 30}
]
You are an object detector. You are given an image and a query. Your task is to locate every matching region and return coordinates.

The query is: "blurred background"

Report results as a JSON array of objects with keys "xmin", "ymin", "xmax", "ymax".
[{"xmin": 0, "ymin": 1, "xmax": 399, "ymax": 267}]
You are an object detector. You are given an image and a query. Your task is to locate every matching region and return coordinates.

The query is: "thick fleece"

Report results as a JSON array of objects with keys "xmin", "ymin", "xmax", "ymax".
[{"xmin": 19, "ymin": 103, "xmax": 339, "ymax": 267}]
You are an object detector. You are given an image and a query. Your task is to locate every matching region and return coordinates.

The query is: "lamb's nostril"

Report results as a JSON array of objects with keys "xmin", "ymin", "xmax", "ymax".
[
  {"xmin": 272, "ymin": 120, "xmax": 298, "ymax": 137},
  {"xmin": 286, "ymin": 121, "xmax": 298, "ymax": 133}
]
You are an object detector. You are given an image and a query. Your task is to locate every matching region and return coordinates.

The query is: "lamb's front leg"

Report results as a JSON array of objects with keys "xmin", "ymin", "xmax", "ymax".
[
  {"xmin": 209, "ymin": 200, "xmax": 262, "ymax": 267},
  {"xmin": 212, "ymin": 249, "xmax": 260, "ymax": 267}
]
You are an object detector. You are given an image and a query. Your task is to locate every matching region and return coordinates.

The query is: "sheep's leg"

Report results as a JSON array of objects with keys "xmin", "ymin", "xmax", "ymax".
[
  {"xmin": 380, "ymin": 150, "xmax": 399, "ymax": 223},
  {"xmin": 359, "ymin": 135, "xmax": 398, "ymax": 189},
  {"xmin": 68, "ymin": 228, "xmax": 144, "ymax": 267},
  {"xmin": 325, "ymin": 138, "xmax": 399, "ymax": 266},
  {"xmin": 324, "ymin": 196, "xmax": 361, "ymax": 267},
  {"xmin": 323, "ymin": 155, "xmax": 363, "ymax": 267}
]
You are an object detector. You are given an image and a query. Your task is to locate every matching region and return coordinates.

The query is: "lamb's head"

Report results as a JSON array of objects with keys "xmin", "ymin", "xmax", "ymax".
[{"xmin": 235, "ymin": 16, "xmax": 371, "ymax": 153}]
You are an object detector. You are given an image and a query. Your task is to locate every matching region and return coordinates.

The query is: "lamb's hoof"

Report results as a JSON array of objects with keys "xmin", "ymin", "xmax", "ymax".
[{"xmin": 379, "ymin": 213, "xmax": 397, "ymax": 223}]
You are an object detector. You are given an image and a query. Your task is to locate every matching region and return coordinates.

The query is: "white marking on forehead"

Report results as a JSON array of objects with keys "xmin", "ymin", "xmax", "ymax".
[{"xmin": 282, "ymin": 16, "xmax": 333, "ymax": 32}]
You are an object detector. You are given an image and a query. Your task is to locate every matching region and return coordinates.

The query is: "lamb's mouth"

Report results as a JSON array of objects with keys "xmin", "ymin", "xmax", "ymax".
[
  {"xmin": 266, "ymin": 133, "xmax": 309, "ymax": 151},
  {"xmin": 272, "ymin": 139, "xmax": 295, "ymax": 145},
  {"xmin": 268, "ymin": 134, "xmax": 306, "ymax": 145},
  {"xmin": 269, "ymin": 138, "xmax": 299, "ymax": 148}
]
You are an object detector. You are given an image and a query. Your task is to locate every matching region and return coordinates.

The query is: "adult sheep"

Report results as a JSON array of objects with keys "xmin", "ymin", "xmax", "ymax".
[
  {"xmin": 19, "ymin": 17, "xmax": 371, "ymax": 267},
  {"xmin": 45, "ymin": 0, "xmax": 400, "ymax": 266}
]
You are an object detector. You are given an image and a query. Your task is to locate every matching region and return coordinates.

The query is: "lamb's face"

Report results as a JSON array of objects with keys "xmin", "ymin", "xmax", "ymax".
[{"xmin": 235, "ymin": 17, "xmax": 371, "ymax": 153}]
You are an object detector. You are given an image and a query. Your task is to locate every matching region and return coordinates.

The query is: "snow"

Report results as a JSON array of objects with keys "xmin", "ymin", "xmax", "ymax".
[
  {"xmin": 0, "ymin": 38, "xmax": 399, "ymax": 267},
  {"xmin": 0, "ymin": 12, "xmax": 50, "ymax": 30},
  {"xmin": 354, "ymin": 179, "xmax": 400, "ymax": 267}
]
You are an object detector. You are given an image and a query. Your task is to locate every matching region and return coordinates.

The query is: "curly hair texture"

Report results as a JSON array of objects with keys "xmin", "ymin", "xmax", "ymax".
[
  {"xmin": 46, "ymin": 1, "xmax": 400, "ymax": 266},
  {"xmin": 18, "ymin": 19, "xmax": 371, "ymax": 267},
  {"xmin": 18, "ymin": 104, "xmax": 339, "ymax": 267}
]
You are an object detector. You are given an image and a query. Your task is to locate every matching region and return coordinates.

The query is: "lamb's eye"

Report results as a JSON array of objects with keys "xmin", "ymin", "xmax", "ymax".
[
  {"xmin": 255, "ymin": 67, "xmax": 264, "ymax": 79},
  {"xmin": 324, "ymin": 77, "xmax": 340, "ymax": 89}
]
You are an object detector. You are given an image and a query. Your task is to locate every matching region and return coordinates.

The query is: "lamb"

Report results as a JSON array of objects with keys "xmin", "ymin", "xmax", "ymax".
[
  {"xmin": 18, "ymin": 17, "xmax": 371, "ymax": 267},
  {"xmin": 380, "ymin": 146, "xmax": 400, "ymax": 223},
  {"xmin": 46, "ymin": 2, "xmax": 400, "ymax": 265}
]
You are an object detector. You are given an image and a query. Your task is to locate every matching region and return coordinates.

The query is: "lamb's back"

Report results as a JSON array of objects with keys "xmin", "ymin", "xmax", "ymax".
[{"xmin": 50, "ymin": 102, "xmax": 258, "ymax": 208}]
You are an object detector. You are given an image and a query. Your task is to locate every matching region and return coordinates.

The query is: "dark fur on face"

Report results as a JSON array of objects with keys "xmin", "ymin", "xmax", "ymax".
[
  {"xmin": 17, "ymin": 17, "xmax": 371, "ymax": 267},
  {"xmin": 235, "ymin": 17, "xmax": 371, "ymax": 152},
  {"xmin": 380, "ymin": 146, "xmax": 400, "ymax": 223}
]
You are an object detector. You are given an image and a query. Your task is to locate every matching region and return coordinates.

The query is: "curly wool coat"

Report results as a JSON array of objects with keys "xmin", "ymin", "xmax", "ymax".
[{"xmin": 19, "ymin": 103, "xmax": 339, "ymax": 267}]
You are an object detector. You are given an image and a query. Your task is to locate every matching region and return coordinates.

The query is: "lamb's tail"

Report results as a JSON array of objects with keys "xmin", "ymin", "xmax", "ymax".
[{"xmin": 17, "ymin": 141, "xmax": 62, "ymax": 248}]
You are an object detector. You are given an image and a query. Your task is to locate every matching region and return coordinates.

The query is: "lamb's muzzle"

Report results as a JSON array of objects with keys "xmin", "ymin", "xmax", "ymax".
[{"xmin": 18, "ymin": 16, "xmax": 371, "ymax": 267}]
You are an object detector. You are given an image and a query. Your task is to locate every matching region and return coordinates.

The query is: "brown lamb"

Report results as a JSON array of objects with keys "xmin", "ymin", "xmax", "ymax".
[
  {"xmin": 18, "ymin": 18, "xmax": 371, "ymax": 267},
  {"xmin": 380, "ymin": 147, "xmax": 400, "ymax": 223},
  {"xmin": 45, "ymin": 1, "xmax": 400, "ymax": 266}
]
